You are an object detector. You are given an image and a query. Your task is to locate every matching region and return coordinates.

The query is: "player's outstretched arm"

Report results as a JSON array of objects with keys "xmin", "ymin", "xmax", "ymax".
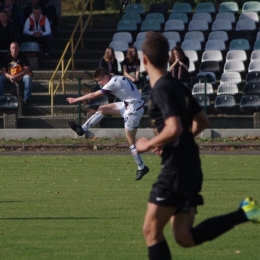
[
  {"xmin": 66, "ymin": 90, "xmax": 104, "ymax": 104},
  {"xmin": 192, "ymin": 110, "xmax": 210, "ymax": 137},
  {"xmin": 136, "ymin": 116, "xmax": 182, "ymax": 153}
]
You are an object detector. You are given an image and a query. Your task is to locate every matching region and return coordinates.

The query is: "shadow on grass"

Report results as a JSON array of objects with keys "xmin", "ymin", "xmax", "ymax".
[{"xmin": 0, "ymin": 217, "xmax": 119, "ymax": 220}]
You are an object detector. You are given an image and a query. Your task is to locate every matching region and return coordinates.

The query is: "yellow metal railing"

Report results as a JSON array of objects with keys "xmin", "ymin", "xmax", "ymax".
[{"xmin": 48, "ymin": 0, "xmax": 94, "ymax": 115}]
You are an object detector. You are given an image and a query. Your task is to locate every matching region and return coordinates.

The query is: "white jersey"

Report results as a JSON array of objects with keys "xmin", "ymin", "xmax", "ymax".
[{"xmin": 100, "ymin": 75, "xmax": 143, "ymax": 110}]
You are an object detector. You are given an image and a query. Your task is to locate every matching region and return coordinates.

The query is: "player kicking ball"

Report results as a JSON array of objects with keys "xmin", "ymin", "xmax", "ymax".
[
  {"xmin": 136, "ymin": 31, "xmax": 260, "ymax": 260},
  {"xmin": 66, "ymin": 67, "xmax": 149, "ymax": 180}
]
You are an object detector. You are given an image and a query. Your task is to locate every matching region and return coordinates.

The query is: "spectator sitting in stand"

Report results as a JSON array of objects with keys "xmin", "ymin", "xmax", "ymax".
[
  {"xmin": 0, "ymin": 9, "xmax": 20, "ymax": 50},
  {"xmin": 23, "ymin": 5, "xmax": 52, "ymax": 59},
  {"xmin": 0, "ymin": 41, "xmax": 32, "ymax": 105},
  {"xmin": 122, "ymin": 46, "xmax": 140, "ymax": 88},
  {"xmin": 23, "ymin": 0, "xmax": 45, "ymax": 22},
  {"xmin": 169, "ymin": 46, "xmax": 189, "ymax": 80},
  {"xmin": 99, "ymin": 47, "xmax": 119, "ymax": 75}
]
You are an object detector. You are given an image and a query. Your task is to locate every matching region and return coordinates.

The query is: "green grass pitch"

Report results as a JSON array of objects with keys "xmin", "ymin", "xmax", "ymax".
[{"xmin": 0, "ymin": 154, "xmax": 260, "ymax": 260}]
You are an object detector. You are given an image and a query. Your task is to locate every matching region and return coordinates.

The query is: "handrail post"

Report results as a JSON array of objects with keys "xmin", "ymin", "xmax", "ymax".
[
  {"xmin": 51, "ymin": 80, "xmax": 54, "ymax": 116},
  {"xmin": 71, "ymin": 38, "xmax": 74, "ymax": 70},
  {"xmin": 62, "ymin": 59, "xmax": 65, "ymax": 93},
  {"xmin": 78, "ymin": 78, "xmax": 82, "ymax": 125},
  {"xmin": 204, "ymin": 78, "xmax": 207, "ymax": 113},
  {"xmin": 80, "ymin": 16, "xmax": 84, "ymax": 49},
  {"xmin": 90, "ymin": 0, "xmax": 93, "ymax": 28}
]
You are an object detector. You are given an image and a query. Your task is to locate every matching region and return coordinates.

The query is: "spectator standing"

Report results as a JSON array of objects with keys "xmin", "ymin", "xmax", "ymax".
[
  {"xmin": 2, "ymin": 0, "xmax": 20, "ymax": 24},
  {"xmin": 98, "ymin": 47, "xmax": 118, "ymax": 75},
  {"xmin": 122, "ymin": 46, "xmax": 140, "ymax": 87},
  {"xmin": 23, "ymin": 5, "xmax": 53, "ymax": 59},
  {"xmin": 169, "ymin": 46, "xmax": 189, "ymax": 80},
  {"xmin": 0, "ymin": 10, "xmax": 20, "ymax": 50},
  {"xmin": 0, "ymin": 41, "xmax": 32, "ymax": 105}
]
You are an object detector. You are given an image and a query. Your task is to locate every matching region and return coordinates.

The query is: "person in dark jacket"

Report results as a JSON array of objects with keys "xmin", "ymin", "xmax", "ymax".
[
  {"xmin": 98, "ymin": 47, "xmax": 118, "ymax": 75},
  {"xmin": 169, "ymin": 46, "xmax": 189, "ymax": 80},
  {"xmin": 0, "ymin": 10, "xmax": 20, "ymax": 50}
]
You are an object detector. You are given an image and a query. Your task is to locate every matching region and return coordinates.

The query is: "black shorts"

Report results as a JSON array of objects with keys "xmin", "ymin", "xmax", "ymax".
[{"xmin": 149, "ymin": 145, "xmax": 204, "ymax": 214}]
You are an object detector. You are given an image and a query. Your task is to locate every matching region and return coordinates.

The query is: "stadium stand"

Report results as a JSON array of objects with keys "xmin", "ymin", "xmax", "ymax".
[
  {"xmin": 192, "ymin": 13, "xmax": 212, "ymax": 24},
  {"xmin": 214, "ymin": 95, "xmax": 237, "ymax": 108},
  {"xmin": 226, "ymin": 50, "xmax": 247, "ymax": 61},
  {"xmin": 242, "ymin": 1, "xmax": 260, "ymax": 13},
  {"xmin": 217, "ymin": 82, "xmax": 239, "ymax": 95},
  {"xmin": 168, "ymin": 13, "xmax": 189, "ymax": 24},
  {"xmin": 195, "ymin": 2, "xmax": 216, "ymax": 13},
  {"xmin": 181, "ymin": 40, "xmax": 202, "ymax": 51},
  {"xmin": 164, "ymin": 20, "xmax": 185, "ymax": 31},
  {"xmin": 162, "ymin": 31, "xmax": 181, "ymax": 43},
  {"xmin": 149, "ymin": 3, "xmax": 168, "ymax": 15},
  {"xmin": 208, "ymin": 31, "xmax": 229, "ymax": 42},
  {"xmin": 109, "ymin": 40, "xmax": 129, "ymax": 52},
  {"xmin": 145, "ymin": 13, "xmax": 165, "ymax": 24},
  {"xmin": 122, "ymin": 13, "xmax": 141, "ymax": 24},
  {"xmin": 117, "ymin": 20, "xmax": 138, "ymax": 31},
  {"xmin": 112, "ymin": 32, "xmax": 133, "ymax": 44},
  {"xmin": 201, "ymin": 50, "xmax": 223, "ymax": 62},
  {"xmin": 193, "ymin": 94, "xmax": 211, "ymax": 107},
  {"xmin": 215, "ymin": 12, "xmax": 236, "ymax": 24},
  {"xmin": 239, "ymin": 11, "xmax": 259, "ymax": 23},
  {"xmin": 184, "ymin": 31, "xmax": 205, "ymax": 43},
  {"xmin": 172, "ymin": 3, "xmax": 192, "ymax": 14},
  {"xmin": 188, "ymin": 20, "xmax": 209, "ymax": 31},
  {"xmin": 140, "ymin": 20, "xmax": 161, "ymax": 31},
  {"xmin": 192, "ymin": 82, "xmax": 214, "ymax": 95},
  {"xmin": 184, "ymin": 50, "xmax": 199, "ymax": 62},
  {"xmin": 218, "ymin": 2, "xmax": 239, "ymax": 13},
  {"xmin": 125, "ymin": 4, "xmax": 146, "ymax": 15}
]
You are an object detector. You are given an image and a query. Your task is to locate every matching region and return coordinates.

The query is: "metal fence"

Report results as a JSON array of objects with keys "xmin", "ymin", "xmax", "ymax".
[{"xmin": 1, "ymin": 76, "xmax": 260, "ymax": 129}]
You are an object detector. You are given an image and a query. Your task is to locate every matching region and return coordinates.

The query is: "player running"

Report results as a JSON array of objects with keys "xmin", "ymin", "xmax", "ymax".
[
  {"xmin": 66, "ymin": 67, "xmax": 149, "ymax": 180},
  {"xmin": 136, "ymin": 31, "xmax": 260, "ymax": 260}
]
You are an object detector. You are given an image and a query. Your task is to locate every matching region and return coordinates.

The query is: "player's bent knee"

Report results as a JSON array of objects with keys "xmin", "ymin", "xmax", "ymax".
[{"xmin": 175, "ymin": 231, "xmax": 195, "ymax": 248}]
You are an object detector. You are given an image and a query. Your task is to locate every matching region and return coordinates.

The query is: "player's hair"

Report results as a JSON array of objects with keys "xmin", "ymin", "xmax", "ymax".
[
  {"xmin": 142, "ymin": 31, "xmax": 169, "ymax": 69},
  {"xmin": 93, "ymin": 67, "xmax": 110, "ymax": 79},
  {"xmin": 103, "ymin": 47, "xmax": 116, "ymax": 63},
  {"xmin": 125, "ymin": 46, "xmax": 139, "ymax": 63},
  {"xmin": 169, "ymin": 46, "xmax": 186, "ymax": 64},
  {"xmin": 32, "ymin": 5, "xmax": 41, "ymax": 11}
]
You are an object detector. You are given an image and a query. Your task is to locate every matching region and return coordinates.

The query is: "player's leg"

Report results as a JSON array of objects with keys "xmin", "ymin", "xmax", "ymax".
[
  {"xmin": 124, "ymin": 111, "xmax": 149, "ymax": 180},
  {"xmin": 143, "ymin": 203, "xmax": 176, "ymax": 260},
  {"xmin": 171, "ymin": 207, "xmax": 196, "ymax": 247},
  {"xmin": 81, "ymin": 103, "xmax": 121, "ymax": 131},
  {"xmin": 69, "ymin": 103, "xmax": 120, "ymax": 135},
  {"xmin": 172, "ymin": 197, "xmax": 260, "ymax": 247}
]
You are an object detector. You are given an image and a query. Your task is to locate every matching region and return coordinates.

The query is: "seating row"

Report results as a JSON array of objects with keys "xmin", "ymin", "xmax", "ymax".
[
  {"xmin": 117, "ymin": 18, "xmax": 260, "ymax": 32},
  {"xmin": 194, "ymin": 94, "xmax": 260, "ymax": 109},
  {"xmin": 122, "ymin": 11, "xmax": 260, "ymax": 26},
  {"xmin": 125, "ymin": 2, "xmax": 260, "ymax": 15}
]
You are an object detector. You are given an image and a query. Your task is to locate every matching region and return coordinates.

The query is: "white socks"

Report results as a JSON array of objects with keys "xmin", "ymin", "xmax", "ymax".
[
  {"xmin": 129, "ymin": 144, "xmax": 145, "ymax": 170},
  {"xmin": 82, "ymin": 112, "xmax": 104, "ymax": 132}
]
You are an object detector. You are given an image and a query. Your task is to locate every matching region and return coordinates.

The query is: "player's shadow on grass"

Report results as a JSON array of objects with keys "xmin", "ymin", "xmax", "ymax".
[
  {"xmin": 0, "ymin": 201, "xmax": 24, "ymax": 203},
  {"xmin": 205, "ymin": 179, "xmax": 260, "ymax": 181},
  {"xmin": 0, "ymin": 217, "xmax": 118, "ymax": 220}
]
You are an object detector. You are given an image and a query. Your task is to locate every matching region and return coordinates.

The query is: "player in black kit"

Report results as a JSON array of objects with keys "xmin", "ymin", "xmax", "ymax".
[{"xmin": 136, "ymin": 31, "xmax": 260, "ymax": 260}]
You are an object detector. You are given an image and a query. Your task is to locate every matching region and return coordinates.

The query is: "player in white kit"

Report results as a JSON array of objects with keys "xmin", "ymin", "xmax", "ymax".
[{"xmin": 66, "ymin": 67, "xmax": 149, "ymax": 180}]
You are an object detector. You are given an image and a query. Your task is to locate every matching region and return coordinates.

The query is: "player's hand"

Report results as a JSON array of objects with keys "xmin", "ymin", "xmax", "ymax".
[
  {"xmin": 136, "ymin": 137, "xmax": 150, "ymax": 153},
  {"xmin": 151, "ymin": 146, "xmax": 163, "ymax": 156},
  {"xmin": 66, "ymin": 97, "xmax": 77, "ymax": 104}
]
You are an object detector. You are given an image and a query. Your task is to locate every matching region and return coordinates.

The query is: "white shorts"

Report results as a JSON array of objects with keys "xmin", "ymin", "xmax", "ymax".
[{"xmin": 115, "ymin": 102, "xmax": 144, "ymax": 130}]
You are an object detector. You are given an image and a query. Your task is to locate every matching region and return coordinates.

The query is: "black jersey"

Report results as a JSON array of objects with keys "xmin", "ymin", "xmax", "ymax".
[{"xmin": 149, "ymin": 73, "xmax": 202, "ymax": 154}]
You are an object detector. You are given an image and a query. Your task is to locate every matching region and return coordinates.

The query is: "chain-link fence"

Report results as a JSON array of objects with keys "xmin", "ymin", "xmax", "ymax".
[{"xmin": 1, "ymin": 76, "xmax": 260, "ymax": 129}]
